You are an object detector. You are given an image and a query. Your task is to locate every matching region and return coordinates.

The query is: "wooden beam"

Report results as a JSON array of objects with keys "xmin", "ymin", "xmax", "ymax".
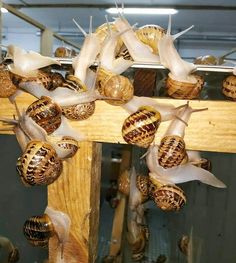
[
  {"xmin": 1, "ymin": 94, "xmax": 236, "ymax": 153},
  {"xmin": 48, "ymin": 141, "xmax": 102, "ymax": 263}
]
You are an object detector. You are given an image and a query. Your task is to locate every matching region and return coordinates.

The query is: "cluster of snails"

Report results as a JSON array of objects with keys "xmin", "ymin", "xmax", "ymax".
[{"xmin": 0, "ymin": 1, "xmax": 229, "ymax": 259}]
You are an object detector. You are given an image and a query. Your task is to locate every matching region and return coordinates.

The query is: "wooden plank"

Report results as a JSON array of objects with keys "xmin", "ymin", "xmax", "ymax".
[
  {"xmin": 1, "ymin": 94, "xmax": 236, "ymax": 153},
  {"xmin": 48, "ymin": 141, "xmax": 102, "ymax": 263}
]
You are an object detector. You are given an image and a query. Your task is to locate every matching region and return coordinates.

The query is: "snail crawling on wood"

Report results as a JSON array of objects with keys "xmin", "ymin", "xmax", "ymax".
[
  {"xmin": 23, "ymin": 207, "xmax": 71, "ymax": 259},
  {"xmin": 146, "ymin": 103, "xmax": 226, "ymax": 188},
  {"xmin": 158, "ymin": 16, "xmax": 204, "ymax": 99}
]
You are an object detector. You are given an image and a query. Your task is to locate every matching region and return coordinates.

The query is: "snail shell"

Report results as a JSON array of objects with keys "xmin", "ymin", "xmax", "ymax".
[
  {"xmin": 158, "ymin": 135, "xmax": 188, "ymax": 169},
  {"xmin": 141, "ymin": 224, "xmax": 150, "ymax": 242},
  {"xmin": 194, "ymin": 55, "xmax": 218, "ymax": 65},
  {"xmin": 23, "ymin": 214, "xmax": 55, "ymax": 248},
  {"xmin": 122, "ymin": 106, "xmax": 161, "ymax": 148},
  {"xmin": 178, "ymin": 235, "xmax": 189, "ymax": 255},
  {"xmin": 26, "ymin": 96, "xmax": 62, "ymax": 135},
  {"xmin": 96, "ymin": 67, "xmax": 134, "ymax": 105},
  {"xmin": 136, "ymin": 175, "xmax": 149, "ymax": 202},
  {"xmin": 54, "ymin": 46, "xmax": 77, "ymax": 58},
  {"xmin": 56, "ymin": 136, "xmax": 79, "ymax": 159},
  {"xmin": 132, "ymin": 251, "xmax": 144, "ymax": 261},
  {"xmin": 152, "ymin": 184, "xmax": 186, "ymax": 211},
  {"xmin": 16, "ymin": 140, "xmax": 63, "ymax": 186},
  {"xmin": 135, "ymin": 25, "xmax": 166, "ymax": 55},
  {"xmin": 222, "ymin": 75, "xmax": 236, "ymax": 100},
  {"xmin": 191, "ymin": 158, "xmax": 212, "ymax": 171},
  {"xmin": 50, "ymin": 72, "xmax": 65, "ymax": 90},
  {"xmin": 62, "ymin": 101, "xmax": 95, "ymax": 121},
  {"xmin": 118, "ymin": 170, "xmax": 130, "ymax": 196},
  {"xmin": 63, "ymin": 74, "xmax": 87, "ymax": 92},
  {"xmin": 166, "ymin": 74, "xmax": 204, "ymax": 99},
  {"xmin": 0, "ymin": 65, "xmax": 17, "ymax": 98}
]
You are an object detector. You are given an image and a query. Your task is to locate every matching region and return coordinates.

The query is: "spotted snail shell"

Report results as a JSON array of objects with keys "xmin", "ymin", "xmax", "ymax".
[
  {"xmin": 118, "ymin": 170, "xmax": 130, "ymax": 196},
  {"xmin": 222, "ymin": 75, "xmax": 236, "ymax": 101},
  {"xmin": 0, "ymin": 65, "xmax": 17, "ymax": 98},
  {"xmin": 152, "ymin": 184, "xmax": 187, "ymax": 211},
  {"xmin": 136, "ymin": 175, "xmax": 150, "ymax": 202},
  {"xmin": 26, "ymin": 96, "xmax": 62, "ymax": 135},
  {"xmin": 96, "ymin": 67, "xmax": 134, "ymax": 106},
  {"xmin": 23, "ymin": 214, "xmax": 55, "ymax": 248},
  {"xmin": 166, "ymin": 74, "xmax": 204, "ymax": 99},
  {"xmin": 135, "ymin": 25, "xmax": 166, "ymax": 55},
  {"xmin": 17, "ymin": 141, "xmax": 63, "ymax": 186},
  {"xmin": 122, "ymin": 106, "xmax": 161, "ymax": 148},
  {"xmin": 62, "ymin": 101, "xmax": 95, "ymax": 121},
  {"xmin": 158, "ymin": 135, "xmax": 188, "ymax": 169},
  {"xmin": 56, "ymin": 136, "xmax": 79, "ymax": 159}
]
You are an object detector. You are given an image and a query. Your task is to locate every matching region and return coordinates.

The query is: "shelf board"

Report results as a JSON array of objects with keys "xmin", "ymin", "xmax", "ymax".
[{"xmin": 56, "ymin": 58, "xmax": 235, "ymax": 73}]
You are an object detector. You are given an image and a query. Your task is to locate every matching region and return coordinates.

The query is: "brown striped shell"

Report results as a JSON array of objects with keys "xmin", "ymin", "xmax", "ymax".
[
  {"xmin": 16, "ymin": 141, "xmax": 63, "ymax": 186},
  {"xmin": 50, "ymin": 72, "xmax": 65, "ymax": 90},
  {"xmin": 56, "ymin": 136, "xmax": 79, "ymax": 159},
  {"xmin": 63, "ymin": 74, "xmax": 87, "ymax": 92},
  {"xmin": 194, "ymin": 55, "xmax": 218, "ymax": 65},
  {"xmin": 118, "ymin": 170, "xmax": 130, "ymax": 196},
  {"xmin": 96, "ymin": 68, "xmax": 134, "ymax": 105},
  {"xmin": 23, "ymin": 214, "xmax": 55, "ymax": 248},
  {"xmin": 222, "ymin": 75, "xmax": 236, "ymax": 100},
  {"xmin": 122, "ymin": 106, "xmax": 161, "ymax": 148},
  {"xmin": 136, "ymin": 175, "xmax": 150, "ymax": 202},
  {"xmin": 141, "ymin": 224, "xmax": 150, "ymax": 242},
  {"xmin": 62, "ymin": 101, "xmax": 95, "ymax": 120},
  {"xmin": 26, "ymin": 96, "xmax": 62, "ymax": 135},
  {"xmin": 135, "ymin": 25, "xmax": 166, "ymax": 55},
  {"xmin": 191, "ymin": 158, "xmax": 212, "ymax": 171},
  {"xmin": 0, "ymin": 65, "xmax": 17, "ymax": 98},
  {"xmin": 166, "ymin": 74, "xmax": 204, "ymax": 99},
  {"xmin": 152, "ymin": 184, "xmax": 186, "ymax": 211},
  {"xmin": 158, "ymin": 135, "xmax": 188, "ymax": 169}
]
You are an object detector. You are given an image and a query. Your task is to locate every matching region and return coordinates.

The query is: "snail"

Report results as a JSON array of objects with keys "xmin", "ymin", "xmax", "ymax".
[
  {"xmin": 113, "ymin": 5, "xmax": 160, "ymax": 63},
  {"xmin": 118, "ymin": 169, "xmax": 130, "ymax": 196},
  {"xmin": 23, "ymin": 207, "xmax": 71, "ymax": 258},
  {"xmin": 0, "ymin": 64, "xmax": 17, "ymax": 98},
  {"xmin": 149, "ymin": 173, "xmax": 186, "ymax": 211},
  {"xmin": 146, "ymin": 144, "xmax": 226, "ymax": 188},
  {"xmin": 178, "ymin": 235, "xmax": 189, "ymax": 256},
  {"xmin": 158, "ymin": 16, "xmax": 204, "ymax": 99},
  {"xmin": 5, "ymin": 44, "xmax": 60, "ymax": 78},
  {"xmin": 17, "ymin": 140, "xmax": 63, "ymax": 186},
  {"xmin": 157, "ymin": 103, "xmax": 208, "ymax": 169},
  {"xmin": 54, "ymin": 46, "xmax": 77, "ymax": 58},
  {"xmin": 122, "ymin": 105, "xmax": 161, "ymax": 148},
  {"xmin": 95, "ymin": 17, "xmax": 134, "ymax": 105},
  {"xmin": 136, "ymin": 175, "xmax": 150, "ymax": 202},
  {"xmin": 194, "ymin": 55, "xmax": 218, "ymax": 65},
  {"xmin": 222, "ymin": 75, "xmax": 236, "ymax": 101}
]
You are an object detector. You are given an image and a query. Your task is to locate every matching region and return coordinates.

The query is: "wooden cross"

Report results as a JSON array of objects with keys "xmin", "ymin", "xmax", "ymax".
[{"xmin": 1, "ymin": 83, "xmax": 236, "ymax": 262}]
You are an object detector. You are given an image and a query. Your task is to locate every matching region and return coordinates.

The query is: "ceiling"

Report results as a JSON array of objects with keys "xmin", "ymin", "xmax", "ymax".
[{"xmin": 1, "ymin": 0, "xmax": 236, "ymax": 56}]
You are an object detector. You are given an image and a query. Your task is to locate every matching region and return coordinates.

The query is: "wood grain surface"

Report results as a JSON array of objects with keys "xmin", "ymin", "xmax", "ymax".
[{"xmin": 1, "ymin": 94, "xmax": 236, "ymax": 153}]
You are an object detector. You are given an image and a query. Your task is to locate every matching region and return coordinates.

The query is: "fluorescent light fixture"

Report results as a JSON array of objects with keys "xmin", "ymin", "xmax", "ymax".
[
  {"xmin": 106, "ymin": 8, "xmax": 178, "ymax": 15},
  {"xmin": 1, "ymin": 7, "xmax": 8, "ymax": 13}
]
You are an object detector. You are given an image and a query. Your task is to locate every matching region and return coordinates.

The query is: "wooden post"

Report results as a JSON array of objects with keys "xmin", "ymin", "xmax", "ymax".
[{"xmin": 48, "ymin": 141, "xmax": 102, "ymax": 263}]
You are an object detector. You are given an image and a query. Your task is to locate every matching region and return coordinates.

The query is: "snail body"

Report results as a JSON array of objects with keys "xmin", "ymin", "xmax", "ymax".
[
  {"xmin": 122, "ymin": 106, "xmax": 161, "ymax": 148},
  {"xmin": 187, "ymin": 150, "xmax": 211, "ymax": 171},
  {"xmin": 17, "ymin": 140, "xmax": 63, "ymax": 186},
  {"xmin": 222, "ymin": 75, "xmax": 236, "ymax": 100},
  {"xmin": 114, "ymin": 15, "xmax": 160, "ymax": 63},
  {"xmin": 5, "ymin": 45, "xmax": 60, "ymax": 78}
]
